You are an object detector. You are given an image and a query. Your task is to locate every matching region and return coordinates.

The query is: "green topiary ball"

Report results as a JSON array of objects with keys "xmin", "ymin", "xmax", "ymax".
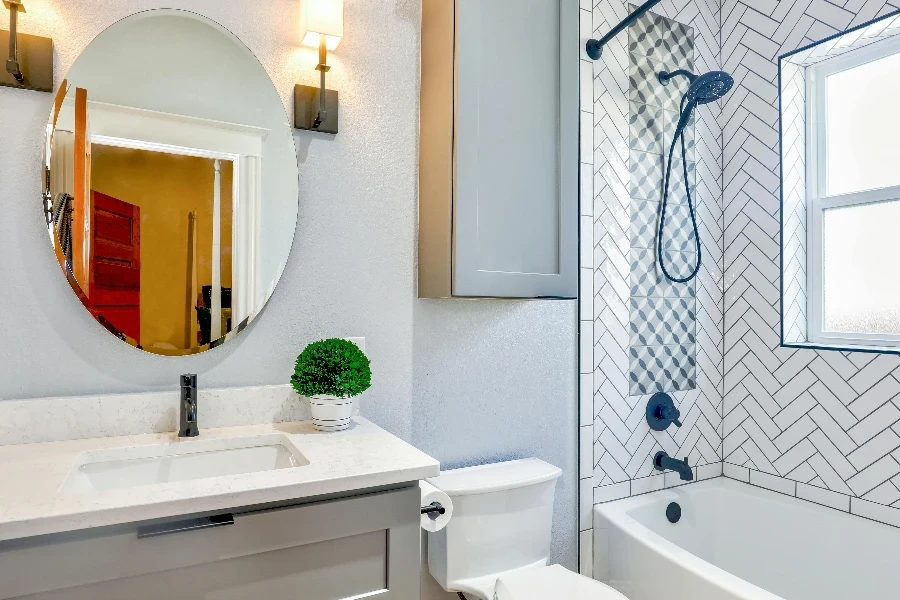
[{"xmin": 291, "ymin": 338, "xmax": 372, "ymax": 398}]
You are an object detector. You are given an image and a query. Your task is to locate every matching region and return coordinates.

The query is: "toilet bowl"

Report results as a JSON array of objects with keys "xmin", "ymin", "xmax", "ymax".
[{"xmin": 425, "ymin": 458, "xmax": 627, "ymax": 600}]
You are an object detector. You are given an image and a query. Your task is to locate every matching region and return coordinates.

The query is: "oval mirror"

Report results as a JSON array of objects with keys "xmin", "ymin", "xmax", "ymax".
[{"xmin": 42, "ymin": 9, "xmax": 299, "ymax": 356}]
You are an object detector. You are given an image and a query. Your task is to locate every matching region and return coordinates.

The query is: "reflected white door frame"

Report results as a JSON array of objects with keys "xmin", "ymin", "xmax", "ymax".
[{"xmin": 211, "ymin": 159, "xmax": 222, "ymax": 341}]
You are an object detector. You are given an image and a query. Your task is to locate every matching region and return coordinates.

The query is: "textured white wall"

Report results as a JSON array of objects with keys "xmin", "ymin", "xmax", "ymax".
[{"xmin": 0, "ymin": 0, "xmax": 578, "ymax": 585}]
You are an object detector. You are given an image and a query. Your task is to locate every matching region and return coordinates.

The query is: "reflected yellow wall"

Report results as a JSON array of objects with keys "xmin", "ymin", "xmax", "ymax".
[{"xmin": 91, "ymin": 146, "xmax": 233, "ymax": 350}]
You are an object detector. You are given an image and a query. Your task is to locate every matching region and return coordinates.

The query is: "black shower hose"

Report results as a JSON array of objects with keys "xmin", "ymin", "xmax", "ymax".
[{"xmin": 657, "ymin": 94, "xmax": 702, "ymax": 284}]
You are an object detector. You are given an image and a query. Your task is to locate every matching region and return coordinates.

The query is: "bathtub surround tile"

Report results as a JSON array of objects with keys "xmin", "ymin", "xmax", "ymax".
[
  {"xmin": 629, "ymin": 150, "xmax": 664, "ymax": 201},
  {"xmin": 660, "ymin": 251, "xmax": 698, "ymax": 283},
  {"xmin": 598, "ymin": 0, "xmax": 900, "ymax": 526},
  {"xmin": 697, "ymin": 462, "xmax": 723, "ymax": 481},
  {"xmin": 629, "ymin": 103, "xmax": 665, "ymax": 153},
  {"xmin": 631, "ymin": 473, "xmax": 666, "ymax": 495},
  {"xmin": 724, "ymin": 462, "xmax": 750, "ymax": 482},
  {"xmin": 797, "ymin": 482, "xmax": 851, "ymax": 512},
  {"xmin": 594, "ymin": 481, "xmax": 631, "ymax": 504},
  {"xmin": 590, "ymin": 1, "xmax": 716, "ymax": 508},
  {"xmin": 667, "ymin": 159, "xmax": 697, "ymax": 204},
  {"xmin": 579, "ymin": 6, "xmax": 596, "ymax": 578},
  {"xmin": 629, "ymin": 345, "xmax": 696, "ymax": 396},
  {"xmin": 660, "ymin": 204, "xmax": 697, "ymax": 252},
  {"xmin": 716, "ymin": 0, "xmax": 900, "ymax": 530},
  {"xmin": 627, "ymin": 4, "xmax": 694, "ymax": 71},
  {"xmin": 852, "ymin": 496, "xmax": 900, "ymax": 529},
  {"xmin": 750, "ymin": 469, "xmax": 797, "ymax": 497},
  {"xmin": 628, "ymin": 297, "xmax": 672, "ymax": 346},
  {"xmin": 628, "ymin": 57, "xmax": 689, "ymax": 111},
  {"xmin": 630, "ymin": 199, "xmax": 660, "ymax": 248},
  {"xmin": 630, "ymin": 248, "xmax": 666, "ymax": 297}
]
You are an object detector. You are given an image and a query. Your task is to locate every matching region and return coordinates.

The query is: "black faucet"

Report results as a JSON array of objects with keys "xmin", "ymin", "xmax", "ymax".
[
  {"xmin": 654, "ymin": 451, "xmax": 693, "ymax": 481},
  {"xmin": 179, "ymin": 374, "xmax": 199, "ymax": 438}
]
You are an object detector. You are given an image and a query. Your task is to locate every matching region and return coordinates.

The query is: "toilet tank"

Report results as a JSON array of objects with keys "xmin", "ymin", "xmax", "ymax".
[{"xmin": 426, "ymin": 459, "xmax": 562, "ymax": 592}]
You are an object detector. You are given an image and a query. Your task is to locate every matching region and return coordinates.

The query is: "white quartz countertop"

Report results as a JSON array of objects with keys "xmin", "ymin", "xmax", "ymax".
[{"xmin": 0, "ymin": 418, "xmax": 439, "ymax": 542}]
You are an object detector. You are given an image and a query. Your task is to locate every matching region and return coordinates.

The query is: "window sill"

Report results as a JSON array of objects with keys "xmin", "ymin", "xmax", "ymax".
[{"xmin": 782, "ymin": 340, "xmax": 900, "ymax": 356}]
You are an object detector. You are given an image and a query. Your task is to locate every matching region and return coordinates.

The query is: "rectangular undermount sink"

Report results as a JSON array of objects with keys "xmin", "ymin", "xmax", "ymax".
[{"xmin": 61, "ymin": 434, "xmax": 308, "ymax": 494}]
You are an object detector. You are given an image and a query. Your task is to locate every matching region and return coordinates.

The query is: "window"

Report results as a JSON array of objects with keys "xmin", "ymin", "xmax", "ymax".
[{"xmin": 807, "ymin": 38, "xmax": 900, "ymax": 348}]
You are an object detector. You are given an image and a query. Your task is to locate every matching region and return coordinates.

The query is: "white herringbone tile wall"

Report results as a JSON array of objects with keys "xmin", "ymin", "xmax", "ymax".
[
  {"xmin": 723, "ymin": 0, "xmax": 900, "ymax": 520},
  {"xmin": 590, "ymin": 0, "xmax": 724, "ymax": 507},
  {"xmin": 579, "ymin": 0, "xmax": 597, "ymax": 577}
]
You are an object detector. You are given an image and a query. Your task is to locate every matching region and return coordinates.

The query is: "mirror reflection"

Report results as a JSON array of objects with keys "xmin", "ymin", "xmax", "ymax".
[{"xmin": 42, "ymin": 9, "xmax": 299, "ymax": 356}]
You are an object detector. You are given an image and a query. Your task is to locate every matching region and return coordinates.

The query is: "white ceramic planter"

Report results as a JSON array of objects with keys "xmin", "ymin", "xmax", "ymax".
[{"xmin": 309, "ymin": 395, "xmax": 354, "ymax": 432}]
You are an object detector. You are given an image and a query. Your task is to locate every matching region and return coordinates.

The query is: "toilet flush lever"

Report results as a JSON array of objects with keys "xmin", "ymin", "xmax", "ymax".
[{"xmin": 646, "ymin": 393, "xmax": 682, "ymax": 431}]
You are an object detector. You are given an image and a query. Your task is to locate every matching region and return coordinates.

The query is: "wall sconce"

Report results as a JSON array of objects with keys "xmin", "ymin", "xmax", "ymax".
[
  {"xmin": 2, "ymin": 0, "xmax": 52, "ymax": 92},
  {"xmin": 294, "ymin": 0, "xmax": 342, "ymax": 134}
]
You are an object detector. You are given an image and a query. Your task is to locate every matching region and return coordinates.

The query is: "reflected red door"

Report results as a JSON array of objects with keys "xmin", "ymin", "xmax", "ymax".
[{"xmin": 88, "ymin": 191, "xmax": 140, "ymax": 343}]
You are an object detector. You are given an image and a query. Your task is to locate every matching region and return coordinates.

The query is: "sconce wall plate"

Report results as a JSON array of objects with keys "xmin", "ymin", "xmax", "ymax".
[
  {"xmin": 294, "ymin": 84, "xmax": 339, "ymax": 134},
  {"xmin": 0, "ymin": 25, "xmax": 52, "ymax": 92}
]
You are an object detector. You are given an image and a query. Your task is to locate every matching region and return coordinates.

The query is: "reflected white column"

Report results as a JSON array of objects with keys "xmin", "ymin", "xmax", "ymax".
[{"xmin": 211, "ymin": 159, "xmax": 222, "ymax": 342}]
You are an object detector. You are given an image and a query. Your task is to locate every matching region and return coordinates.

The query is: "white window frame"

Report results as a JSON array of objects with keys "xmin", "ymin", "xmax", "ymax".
[{"xmin": 806, "ymin": 35, "xmax": 900, "ymax": 348}]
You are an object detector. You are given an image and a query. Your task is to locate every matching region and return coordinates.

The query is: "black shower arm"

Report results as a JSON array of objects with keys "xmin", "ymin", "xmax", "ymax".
[
  {"xmin": 585, "ymin": 0, "xmax": 663, "ymax": 60},
  {"xmin": 659, "ymin": 69, "xmax": 698, "ymax": 86}
]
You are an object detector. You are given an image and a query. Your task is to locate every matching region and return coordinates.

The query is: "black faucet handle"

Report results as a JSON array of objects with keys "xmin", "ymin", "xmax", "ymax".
[
  {"xmin": 647, "ymin": 393, "xmax": 682, "ymax": 431},
  {"xmin": 660, "ymin": 405, "xmax": 682, "ymax": 428}
]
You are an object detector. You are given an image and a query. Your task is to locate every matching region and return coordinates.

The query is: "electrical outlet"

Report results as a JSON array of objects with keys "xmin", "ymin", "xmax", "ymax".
[{"xmin": 345, "ymin": 337, "xmax": 365, "ymax": 353}]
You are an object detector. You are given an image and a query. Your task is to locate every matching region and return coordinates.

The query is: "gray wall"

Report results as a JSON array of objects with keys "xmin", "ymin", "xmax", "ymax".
[{"xmin": 0, "ymin": 0, "xmax": 578, "ymax": 582}]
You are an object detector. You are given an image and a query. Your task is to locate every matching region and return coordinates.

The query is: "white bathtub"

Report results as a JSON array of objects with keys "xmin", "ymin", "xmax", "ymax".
[{"xmin": 593, "ymin": 478, "xmax": 898, "ymax": 600}]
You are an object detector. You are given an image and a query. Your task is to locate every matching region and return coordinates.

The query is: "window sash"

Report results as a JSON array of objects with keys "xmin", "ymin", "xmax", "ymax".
[{"xmin": 806, "ymin": 37, "xmax": 900, "ymax": 348}]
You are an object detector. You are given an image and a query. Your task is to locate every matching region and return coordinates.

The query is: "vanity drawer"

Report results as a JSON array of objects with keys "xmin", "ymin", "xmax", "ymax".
[{"xmin": 0, "ymin": 485, "xmax": 420, "ymax": 600}]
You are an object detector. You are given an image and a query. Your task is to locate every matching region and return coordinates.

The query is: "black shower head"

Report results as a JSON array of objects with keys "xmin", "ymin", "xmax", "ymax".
[
  {"xmin": 658, "ymin": 69, "xmax": 734, "ymax": 105},
  {"xmin": 687, "ymin": 71, "xmax": 734, "ymax": 105}
]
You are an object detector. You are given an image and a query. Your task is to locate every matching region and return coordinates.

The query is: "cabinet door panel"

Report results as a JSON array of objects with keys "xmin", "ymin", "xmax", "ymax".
[
  {"xmin": 20, "ymin": 530, "xmax": 387, "ymax": 600},
  {"xmin": 453, "ymin": 0, "xmax": 578, "ymax": 298},
  {"xmin": 1, "ymin": 486, "xmax": 420, "ymax": 600}
]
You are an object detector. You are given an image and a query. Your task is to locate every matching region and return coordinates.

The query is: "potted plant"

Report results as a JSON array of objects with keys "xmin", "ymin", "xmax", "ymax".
[{"xmin": 291, "ymin": 338, "xmax": 371, "ymax": 431}]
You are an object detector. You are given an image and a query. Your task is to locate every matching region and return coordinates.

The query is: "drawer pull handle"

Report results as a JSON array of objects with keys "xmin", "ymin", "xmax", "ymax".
[{"xmin": 137, "ymin": 513, "xmax": 234, "ymax": 539}]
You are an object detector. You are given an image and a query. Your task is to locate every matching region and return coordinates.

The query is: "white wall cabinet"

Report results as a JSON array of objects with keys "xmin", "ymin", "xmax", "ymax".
[
  {"xmin": 0, "ymin": 485, "xmax": 420, "ymax": 600},
  {"xmin": 418, "ymin": 0, "xmax": 579, "ymax": 299}
]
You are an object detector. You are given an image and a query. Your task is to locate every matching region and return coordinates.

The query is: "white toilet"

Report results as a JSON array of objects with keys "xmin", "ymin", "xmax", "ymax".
[{"xmin": 426, "ymin": 458, "xmax": 627, "ymax": 600}]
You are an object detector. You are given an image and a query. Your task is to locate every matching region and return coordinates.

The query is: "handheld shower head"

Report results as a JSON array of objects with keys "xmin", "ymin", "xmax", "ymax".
[
  {"xmin": 658, "ymin": 70, "xmax": 734, "ymax": 105},
  {"xmin": 655, "ymin": 68, "xmax": 734, "ymax": 284}
]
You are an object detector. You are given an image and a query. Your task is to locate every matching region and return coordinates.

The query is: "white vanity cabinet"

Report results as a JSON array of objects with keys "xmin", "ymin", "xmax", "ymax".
[{"xmin": 0, "ymin": 485, "xmax": 420, "ymax": 600}]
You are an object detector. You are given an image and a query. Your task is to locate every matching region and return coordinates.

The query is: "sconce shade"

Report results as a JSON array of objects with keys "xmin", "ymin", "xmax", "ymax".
[{"xmin": 300, "ymin": 0, "xmax": 343, "ymax": 50}]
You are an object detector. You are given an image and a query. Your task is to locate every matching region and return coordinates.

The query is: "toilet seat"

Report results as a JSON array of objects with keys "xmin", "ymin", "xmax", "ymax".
[{"xmin": 494, "ymin": 564, "xmax": 628, "ymax": 600}]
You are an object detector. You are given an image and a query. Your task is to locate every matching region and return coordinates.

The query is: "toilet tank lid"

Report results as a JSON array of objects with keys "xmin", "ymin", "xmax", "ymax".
[
  {"xmin": 495, "ymin": 565, "xmax": 628, "ymax": 600},
  {"xmin": 427, "ymin": 458, "xmax": 562, "ymax": 497}
]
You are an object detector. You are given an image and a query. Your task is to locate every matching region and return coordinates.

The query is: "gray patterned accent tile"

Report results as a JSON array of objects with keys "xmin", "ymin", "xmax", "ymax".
[
  {"xmin": 629, "ymin": 344, "xmax": 696, "ymax": 396},
  {"xmin": 629, "ymin": 151, "xmax": 663, "ymax": 201},
  {"xmin": 667, "ymin": 277, "xmax": 695, "ymax": 300},
  {"xmin": 629, "ymin": 103, "xmax": 665, "ymax": 153},
  {"xmin": 629, "ymin": 297, "xmax": 696, "ymax": 348},
  {"xmin": 629, "ymin": 57, "xmax": 689, "ymax": 111},
  {"xmin": 630, "ymin": 199, "xmax": 659, "ymax": 249},
  {"xmin": 667, "ymin": 111, "xmax": 696, "ymax": 160},
  {"xmin": 628, "ymin": 5, "xmax": 694, "ymax": 71},
  {"xmin": 629, "ymin": 297, "xmax": 671, "ymax": 347},
  {"xmin": 660, "ymin": 203, "xmax": 696, "ymax": 253},
  {"xmin": 630, "ymin": 247, "xmax": 665, "ymax": 298},
  {"xmin": 659, "ymin": 250, "xmax": 698, "ymax": 283},
  {"xmin": 667, "ymin": 159, "xmax": 697, "ymax": 205},
  {"xmin": 667, "ymin": 296, "xmax": 696, "ymax": 347}
]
